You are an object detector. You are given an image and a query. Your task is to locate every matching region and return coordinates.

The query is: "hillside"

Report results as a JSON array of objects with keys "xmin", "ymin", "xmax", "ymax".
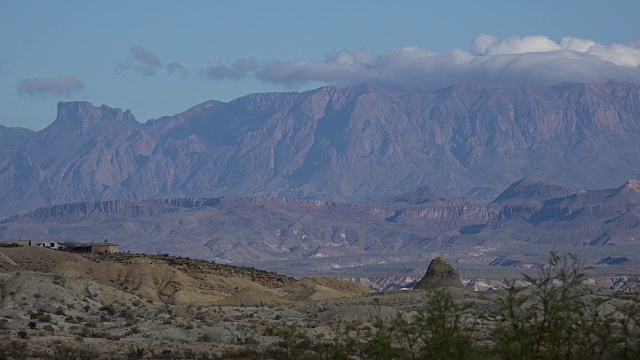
[
  {"xmin": 0, "ymin": 246, "xmax": 377, "ymax": 357},
  {"xmin": 1, "ymin": 83, "xmax": 640, "ymax": 216},
  {"xmin": 1, "ymin": 179, "xmax": 639, "ymax": 282},
  {"xmin": 0, "ymin": 247, "xmax": 638, "ymax": 358}
]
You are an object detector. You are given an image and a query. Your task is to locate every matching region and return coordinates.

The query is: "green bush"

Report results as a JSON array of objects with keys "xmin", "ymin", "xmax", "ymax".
[
  {"xmin": 256, "ymin": 289, "xmax": 476, "ymax": 360},
  {"xmin": 253, "ymin": 251, "xmax": 640, "ymax": 360},
  {"xmin": 493, "ymin": 251, "xmax": 640, "ymax": 360}
]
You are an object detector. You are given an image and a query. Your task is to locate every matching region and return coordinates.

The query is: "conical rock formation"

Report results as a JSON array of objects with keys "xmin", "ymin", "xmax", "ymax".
[{"xmin": 413, "ymin": 257, "xmax": 465, "ymax": 290}]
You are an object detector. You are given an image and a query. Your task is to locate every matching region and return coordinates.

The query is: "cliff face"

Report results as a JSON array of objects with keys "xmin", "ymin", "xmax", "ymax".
[{"xmin": 1, "ymin": 83, "xmax": 640, "ymax": 216}]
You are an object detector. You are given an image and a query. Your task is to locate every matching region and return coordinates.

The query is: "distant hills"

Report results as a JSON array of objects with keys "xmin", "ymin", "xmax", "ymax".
[
  {"xmin": 1, "ymin": 179, "xmax": 638, "ymax": 275},
  {"xmin": 2, "ymin": 82, "xmax": 640, "ymax": 217}
]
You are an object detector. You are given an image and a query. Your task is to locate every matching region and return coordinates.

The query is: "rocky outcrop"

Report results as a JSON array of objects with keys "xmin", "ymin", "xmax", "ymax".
[{"xmin": 413, "ymin": 257, "xmax": 466, "ymax": 290}]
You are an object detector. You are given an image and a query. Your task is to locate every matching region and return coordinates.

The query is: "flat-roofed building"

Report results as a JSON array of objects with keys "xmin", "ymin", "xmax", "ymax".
[
  {"xmin": 90, "ymin": 239, "xmax": 119, "ymax": 254},
  {"xmin": 11, "ymin": 240, "xmax": 32, "ymax": 246}
]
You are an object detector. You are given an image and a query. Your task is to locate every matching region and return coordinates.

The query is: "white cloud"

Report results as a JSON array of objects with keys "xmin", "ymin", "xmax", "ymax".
[
  {"xmin": 472, "ymin": 34, "xmax": 498, "ymax": 55},
  {"xmin": 559, "ymin": 37, "xmax": 597, "ymax": 52},
  {"xmin": 483, "ymin": 35, "xmax": 562, "ymax": 55},
  {"xmin": 206, "ymin": 35, "xmax": 640, "ymax": 90}
]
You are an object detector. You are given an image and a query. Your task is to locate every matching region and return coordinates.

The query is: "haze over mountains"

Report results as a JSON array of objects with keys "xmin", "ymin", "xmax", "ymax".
[{"xmin": 2, "ymin": 82, "xmax": 640, "ymax": 218}]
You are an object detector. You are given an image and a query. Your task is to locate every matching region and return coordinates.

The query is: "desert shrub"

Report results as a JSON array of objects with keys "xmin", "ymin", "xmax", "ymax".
[
  {"xmin": 48, "ymin": 343, "xmax": 100, "ymax": 360},
  {"xmin": 359, "ymin": 290, "xmax": 474, "ymax": 360},
  {"xmin": 99, "ymin": 305, "xmax": 116, "ymax": 315},
  {"xmin": 213, "ymin": 348, "xmax": 260, "ymax": 359},
  {"xmin": 493, "ymin": 251, "xmax": 637, "ymax": 359},
  {"xmin": 36, "ymin": 309, "xmax": 52, "ymax": 322},
  {"xmin": 613, "ymin": 287, "xmax": 640, "ymax": 359},
  {"xmin": 264, "ymin": 321, "xmax": 315, "ymax": 359},
  {"xmin": 84, "ymin": 320, "xmax": 97, "ymax": 328},
  {"xmin": 234, "ymin": 329, "xmax": 259, "ymax": 345},
  {"xmin": 120, "ymin": 308, "xmax": 134, "ymax": 319},
  {"xmin": 361, "ymin": 314, "xmax": 405, "ymax": 359},
  {"xmin": 409, "ymin": 289, "xmax": 473, "ymax": 359},
  {"xmin": 143, "ymin": 347, "xmax": 205, "ymax": 360},
  {"xmin": 0, "ymin": 340, "xmax": 28, "ymax": 360},
  {"xmin": 259, "ymin": 290, "xmax": 476, "ymax": 360},
  {"xmin": 197, "ymin": 332, "xmax": 210, "ymax": 342},
  {"xmin": 125, "ymin": 346, "xmax": 145, "ymax": 360}
]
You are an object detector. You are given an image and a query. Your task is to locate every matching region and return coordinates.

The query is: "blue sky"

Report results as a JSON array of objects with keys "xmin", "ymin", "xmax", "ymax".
[{"xmin": 1, "ymin": 0, "xmax": 639, "ymax": 130}]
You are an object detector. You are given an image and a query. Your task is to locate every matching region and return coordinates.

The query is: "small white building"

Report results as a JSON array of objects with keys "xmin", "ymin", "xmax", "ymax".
[{"xmin": 37, "ymin": 241, "xmax": 66, "ymax": 250}]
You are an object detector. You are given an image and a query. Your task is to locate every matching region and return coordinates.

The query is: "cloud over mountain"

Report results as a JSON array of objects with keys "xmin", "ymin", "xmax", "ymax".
[
  {"xmin": 205, "ymin": 35, "xmax": 640, "ymax": 90},
  {"xmin": 117, "ymin": 46, "xmax": 188, "ymax": 78},
  {"xmin": 18, "ymin": 75, "xmax": 85, "ymax": 97}
]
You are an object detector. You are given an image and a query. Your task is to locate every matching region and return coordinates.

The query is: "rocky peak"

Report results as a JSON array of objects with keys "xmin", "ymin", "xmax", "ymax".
[
  {"xmin": 611, "ymin": 179, "xmax": 640, "ymax": 197},
  {"xmin": 413, "ymin": 257, "xmax": 465, "ymax": 290},
  {"xmin": 492, "ymin": 178, "xmax": 582, "ymax": 205},
  {"xmin": 181, "ymin": 100, "xmax": 227, "ymax": 116},
  {"xmin": 621, "ymin": 179, "xmax": 640, "ymax": 189},
  {"xmin": 229, "ymin": 91, "xmax": 300, "ymax": 113},
  {"xmin": 53, "ymin": 101, "xmax": 137, "ymax": 129}
]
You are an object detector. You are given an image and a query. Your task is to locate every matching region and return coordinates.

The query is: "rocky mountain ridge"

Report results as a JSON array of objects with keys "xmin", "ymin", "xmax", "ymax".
[{"xmin": 1, "ymin": 82, "xmax": 640, "ymax": 217}]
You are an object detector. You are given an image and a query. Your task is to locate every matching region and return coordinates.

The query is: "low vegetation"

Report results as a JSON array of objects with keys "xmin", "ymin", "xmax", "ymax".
[
  {"xmin": 217, "ymin": 252, "xmax": 640, "ymax": 360},
  {"xmin": 1, "ymin": 251, "xmax": 638, "ymax": 359}
]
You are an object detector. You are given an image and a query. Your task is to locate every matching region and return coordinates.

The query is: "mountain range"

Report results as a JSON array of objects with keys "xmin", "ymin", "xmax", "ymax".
[
  {"xmin": 2, "ymin": 82, "xmax": 640, "ymax": 218},
  {"xmin": 1, "ymin": 178, "xmax": 638, "ymax": 281}
]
